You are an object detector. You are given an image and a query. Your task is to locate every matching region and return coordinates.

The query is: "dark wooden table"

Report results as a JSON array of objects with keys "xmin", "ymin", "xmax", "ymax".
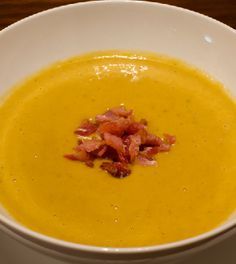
[{"xmin": 0, "ymin": 0, "xmax": 235, "ymax": 31}]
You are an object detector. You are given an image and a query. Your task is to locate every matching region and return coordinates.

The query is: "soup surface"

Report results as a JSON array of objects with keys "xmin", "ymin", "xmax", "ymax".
[{"xmin": 0, "ymin": 51, "xmax": 236, "ymax": 247}]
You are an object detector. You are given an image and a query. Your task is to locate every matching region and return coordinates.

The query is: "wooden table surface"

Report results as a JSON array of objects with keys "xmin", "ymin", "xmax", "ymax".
[{"xmin": 0, "ymin": 0, "xmax": 235, "ymax": 31}]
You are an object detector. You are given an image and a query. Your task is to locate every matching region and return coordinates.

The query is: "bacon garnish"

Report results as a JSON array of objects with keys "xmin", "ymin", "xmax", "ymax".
[
  {"xmin": 145, "ymin": 133, "xmax": 163, "ymax": 146},
  {"xmin": 104, "ymin": 133, "xmax": 124, "ymax": 154},
  {"xmin": 126, "ymin": 122, "xmax": 145, "ymax": 135},
  {"xmin": 74, "ymin": 119, "xmax": 97, "ymax": 136},
  {"xmin": 64, "ymin": 154, "xmax": 80, "ymax": 161},
  {"xmin": 76, "ymin": 139, "xmax": 104, "ymax": 153},
  {"xmin": 164, "ymin": 133, "xmax": 176, "ymax": 145},
  {"xmin": 140, "ymin": 146, "xmax": 159, "ymax": 158},
  {"xmin": 64, "ymin": 150, "xmax": 92, "ymax": 162},
  {"xmin": 95, "ymin": 110, "xmax": 118, "ymax": 123},
  {"xmin": 110, "ymin": 105, "xmax": 133, "ymax": 117},
  {"xmin": 128, "ymin": 134, "xmax": 142, "ymax": 162},
  {"xmin": 97, "ymin": 145, "xmax": 108, "ymax": 157},
  {"xmin": 98, "ymin": 117, "xmax": 131, "ymax": 136},
  {"xmin": 64, "ymin": 106, "xmax": 176, "ymax": 178},
  {"xmin": 136, "ymin": 155, "xmax": 157, "ymax": 166},
  {"xmin": 100, "ymin": 162, "xmax": 131, "ymax": 178}
]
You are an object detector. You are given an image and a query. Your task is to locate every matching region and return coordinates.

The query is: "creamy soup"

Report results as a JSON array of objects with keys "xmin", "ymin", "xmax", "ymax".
[{"xmin": 0, "ymin": 51, "xmax": 236, "ymax": 247}]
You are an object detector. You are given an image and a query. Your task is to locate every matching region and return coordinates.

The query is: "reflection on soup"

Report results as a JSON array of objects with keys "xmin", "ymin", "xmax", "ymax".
[{"xmin": 0, "ymin": 51, "xmax": 236, "ymax": 247}]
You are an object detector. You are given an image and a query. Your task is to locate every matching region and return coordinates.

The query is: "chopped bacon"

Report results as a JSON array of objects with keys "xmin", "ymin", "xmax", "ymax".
[
  {"xmin": 96, "ymin": 106, "xmax": 132, "ymax": 124},
  {"xmin": 118, "ymin": 152, "xmax": 129, "ymax": 164},
  {"xmin": 164, "ymin": 134, "xmax": 176, "ymax": 145},
  {"xmin": 64, "ymin": 154, "xmax": 80, "ymax": 161},
  {"xmin": 127, "ymin": 122, "xmax": 145, "ymax": 135},
  {"xmin": 128, "ymin": 134, "xmax": 142, "ymax": 162},
  {"xmin": 64, "ymin": 150, "xmax": 91, "ymax": 162},
  {"xmin": 97, "ymin": 145, "xmax": 108, "ymax": 157},
  {"xmin": 157, "ymin": 143, "xmax": 171, "ymax": 152},
  {"xmin": 74, "ymin": 119, "xmax": 97, "ymax": 136},
  {"xmin": 95, "ymin": 110, "xmax": 118, "ymax": 123},
  {"xmin": 140, "ymin": 146, "xmax": 159, "ymax": 158},
  {"xmin": 98, "ymin": 118, "xmax": 131, "ymax": 136},
  {"xmin": 145, "ymin": 133, "xmax": 163, "ymax": 146},
  {"xmin": 85, "ymin": 160, "xmax": 94, "ymax": 168},
  {"xmin": 100, "ymin": 162, "xmax": 131, "ymax": 178},
  {"xmin": 104, "ymin": 133, "xmax": 124, "ymax": 154},
  {"xmin": 135, "ymin": 128, "xmax": 148, "ymax": 144},
  {"xmin": 136, "ymin": 155, "xmax": 157, "ymax": 166},
  {"xmin": 76, "ymin": 139, "xmax": 104, "ymax": 153},
  {"xmin": 64, "ymin": 105, "xmax": 176, "ymax": 178},
  {"xmin": 110, "ymin": 106, "xmax": 133, "ymax": 118}
]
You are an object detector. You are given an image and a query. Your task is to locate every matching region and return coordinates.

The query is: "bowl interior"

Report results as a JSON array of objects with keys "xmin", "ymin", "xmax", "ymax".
[{"xmin": 0, "ymin": 0, "xmax": 235, "ymax": 245}]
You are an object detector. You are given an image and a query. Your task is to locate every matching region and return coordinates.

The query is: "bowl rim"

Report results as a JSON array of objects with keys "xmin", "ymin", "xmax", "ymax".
[{"xmin": 0, "ymin": 0, "xmax": 235, "ymax": 256}]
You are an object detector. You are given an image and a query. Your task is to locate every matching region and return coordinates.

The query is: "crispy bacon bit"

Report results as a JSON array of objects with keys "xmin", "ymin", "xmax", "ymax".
[
  {"xmin": 157, "ymin": 143, "xmax": 171, "ymax": 152},
  {"xmin": 110, "ymin": 106, "xmax": 133, "ymax": 117},
  {"xmin": 164, "ymin": 134, "xmax": 176, "ymax": 145},
  {"xmin": 74, "ymin": 119, "xmax": 97, "ymax": 136},
  {"xmin": 128, "ymin": 134, "xmax": 142, "ymax": 162},
  {"xmin": 64, "ymin": 154, "xmax": 80, "ymax": 161},
  {"xmin": 64, "ymin": 105, "xmax": 176, "ymax": 178},
  {"xmin": 97, "ymin": 145, "xmax": 107, "ymax": 157},
  {"xmin": 100, "ymin": 162, "xmax": 131, "ymax": 178},
  {"xmin": 136, "ymin": 128, "xmax": 148, "ymax": 144},
  {"xmin": 140, "ymin": 146, "xmax": 159, "ymax": 158},
  {"xmin": 76, "ymin": 139, "xmax": 104, "ymax": 153},
  {"xmin": 104, "ymin": 133, "xmax": 124, "ymax": 153},
  {"xmin": 85, "ymin": 160, "xmax": 94, "ymax": 168},
  {"xmin": 98, "ymin": 118, "xmax": 131, "ymax": 136},
  {"xmin": 127, "ymin": 122, "xmax": 145, "ymax": 135},
  {"xmin": 145, "ymin": 133, "xmax": 163, "ymax": 146},
  {"xmin": 64, "ymin": 150, "xmax": 91, "ymax": 162},
  {"xmin": 136, "ymin": 155, "xmax": 157, "ymax": 166},
  {"xmin": 95, "ymin": 110, "xmax": 118, "ymax": 123}
]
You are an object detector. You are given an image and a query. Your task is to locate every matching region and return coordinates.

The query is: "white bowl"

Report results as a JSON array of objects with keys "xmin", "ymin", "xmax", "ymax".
[{"xmin": 0, "ymin": 1, "xmax": 235, "ymax": 263}]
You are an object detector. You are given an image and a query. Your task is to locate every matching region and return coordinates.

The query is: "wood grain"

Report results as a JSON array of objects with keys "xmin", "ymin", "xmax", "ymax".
[{"xmin": 0, "ymin": 0, "xmax": 235, "ymax": 30}]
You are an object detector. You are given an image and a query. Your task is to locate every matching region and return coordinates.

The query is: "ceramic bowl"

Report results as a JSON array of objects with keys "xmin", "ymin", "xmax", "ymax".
[{"xmin": 0, "ymin": 1, "xmax": 235, "ymax": 263}]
